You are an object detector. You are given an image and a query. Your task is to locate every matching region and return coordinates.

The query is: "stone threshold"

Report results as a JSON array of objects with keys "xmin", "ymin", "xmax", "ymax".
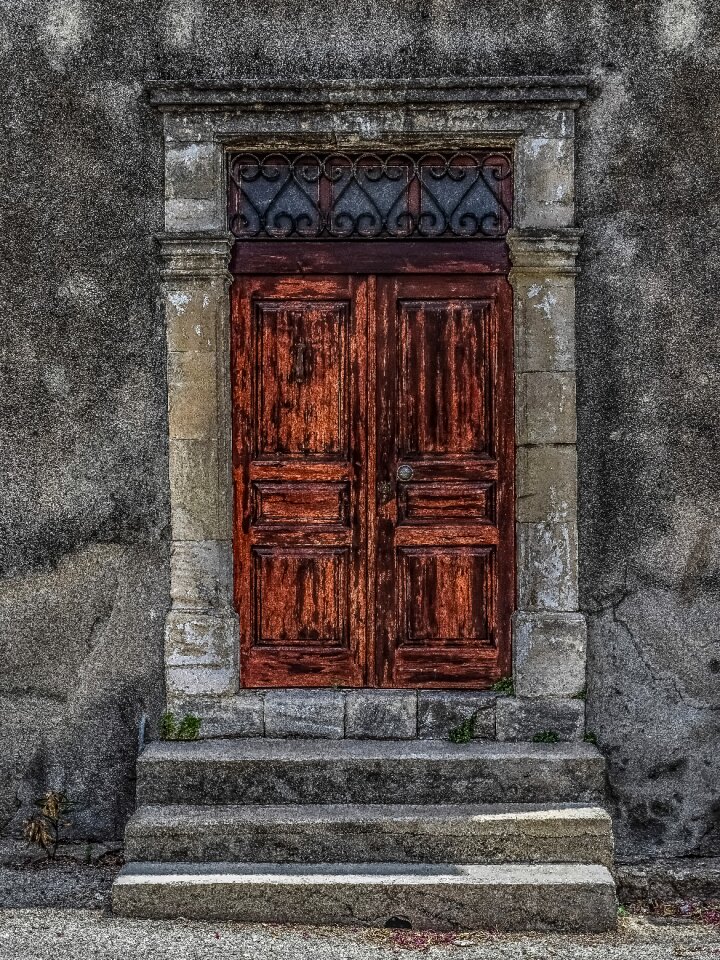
[{"xmin": 166, "ymin": 689, "xmax": 585, "ymax": 741}]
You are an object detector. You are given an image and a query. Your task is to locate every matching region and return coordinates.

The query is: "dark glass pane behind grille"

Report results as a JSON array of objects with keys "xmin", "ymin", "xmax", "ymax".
[{"xmin": 228, "ymin": 152, "xmax": 512, "ymax": 241}]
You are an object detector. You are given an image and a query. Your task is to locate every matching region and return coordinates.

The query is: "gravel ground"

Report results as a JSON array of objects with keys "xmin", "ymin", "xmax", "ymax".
[
  {"xmin": 0, "ymin": 851, "xmax": 719, "ymax": 960},
  {"xmin": 1, "ymin": 911, "xmax": 720, "ymax": 960}
]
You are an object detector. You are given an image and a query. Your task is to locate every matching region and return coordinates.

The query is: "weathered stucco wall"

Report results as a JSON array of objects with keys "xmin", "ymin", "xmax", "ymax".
[{"xmin": 1, "ymin": 0, "xmax": 718, "ymax": 858}]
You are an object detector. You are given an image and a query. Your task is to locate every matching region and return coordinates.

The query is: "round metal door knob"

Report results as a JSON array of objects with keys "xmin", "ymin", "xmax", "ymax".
[{"xmin": 397, "ymin": 464, "xmax": 414, "ymax": 481}]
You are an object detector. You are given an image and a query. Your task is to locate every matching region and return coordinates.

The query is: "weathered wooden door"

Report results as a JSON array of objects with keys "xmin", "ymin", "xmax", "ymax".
[
  {"xmin": 232, "ymin": 269, "xmax": 514, "ymax": 688},
  {"xmin": 232, "ymin": 275, "xmax": 368, "ymax": 687},
  {"xmin": 374, "ymin": 275, "xmax": 514, "ymax": 687}
]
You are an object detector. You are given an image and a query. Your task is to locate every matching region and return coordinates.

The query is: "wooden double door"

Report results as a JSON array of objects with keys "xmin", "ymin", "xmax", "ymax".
[{"xmin": 231, "ymin": 252, "xmax": 514, "ymax": 688}]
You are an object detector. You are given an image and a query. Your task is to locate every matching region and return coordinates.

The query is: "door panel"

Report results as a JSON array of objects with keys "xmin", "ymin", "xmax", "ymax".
[
  {"xmin": 375, "ymin": 275, "xmax": 514, "ymax": 687},
  {"xmin": 232, "ymin": 276, "xmax": 367, "ymax": 687}
]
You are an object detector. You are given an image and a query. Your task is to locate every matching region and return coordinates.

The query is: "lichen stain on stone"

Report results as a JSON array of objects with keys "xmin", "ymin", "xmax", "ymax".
[
  {"xmin": 660, "ymin": 0, "xmax": 701, "ymax": 51},
  {"xmin": 528, "ymin": 137, "xmax": 550, "ymax": 160},
  {"xmin": 41, "ymin": 0, "xmax": 91, "ymax": 64},
  {"xmin": 169, "ymin": 291, "xmax": 190, "ymax": 314},
  {"xmin": 532, "ymin": 291, "xmax": 558, "ymax": 319}
]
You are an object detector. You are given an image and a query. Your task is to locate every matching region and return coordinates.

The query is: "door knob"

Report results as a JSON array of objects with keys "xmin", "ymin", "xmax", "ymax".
[{"xmin": 397, "ymin": 464, "xmax": 414, "ymax": 482}]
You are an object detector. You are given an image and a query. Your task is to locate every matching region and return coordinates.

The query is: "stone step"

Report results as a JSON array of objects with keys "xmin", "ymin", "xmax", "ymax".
[
  {"xmin": 137, "ymin": 739, "xmax": 605, "ymax": 806},
  {"xmin": 125, "ymin": 802, "xmax": 614, "ymax": 866},
  {"xmin": 112, "ymin": 861, "xmax": 618, "ymax": 931}
]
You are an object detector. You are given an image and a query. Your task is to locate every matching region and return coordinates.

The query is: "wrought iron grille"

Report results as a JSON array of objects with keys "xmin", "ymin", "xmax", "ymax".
[{"xmin": 228, "ymin": 151, "xmax": 512, "ymax": 241}]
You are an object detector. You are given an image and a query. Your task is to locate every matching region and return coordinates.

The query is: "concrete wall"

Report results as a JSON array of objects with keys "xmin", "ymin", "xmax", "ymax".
[{"xmin": 1, "ymin": 0, "xmax": 718, "ymax": 858}]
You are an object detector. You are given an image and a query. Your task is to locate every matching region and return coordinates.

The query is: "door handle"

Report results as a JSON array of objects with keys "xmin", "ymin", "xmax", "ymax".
[{"xmin": 397, "ymin": 464, "xmax": 414, "ymax": 482}]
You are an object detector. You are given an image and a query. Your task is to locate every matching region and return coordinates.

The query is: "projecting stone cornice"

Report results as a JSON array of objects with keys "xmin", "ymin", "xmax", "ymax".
[{"xmin": 148, "ymin": 77, "xmax": 589, "ymax": 112}]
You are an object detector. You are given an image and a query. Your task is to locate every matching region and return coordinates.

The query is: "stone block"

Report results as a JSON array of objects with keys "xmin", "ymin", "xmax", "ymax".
[
  {"xmin": 137, "ymin": 739, "xmax": 605, "ymax": 806},
  {"xmin": 169, "ymin": 438, "xmax": 220, "ymax": 540},
  {"xmin": 170, "ymin": 540, "xmax": 233, "ymax": 611},
  {"xmin": 165, "ymin": 142, "xmax": 221, "ymax": 202},
  {"xmin": 125, "ymin": 802, "xmax": 614, "ymax": 867},
  {"xmin": 167, "ymin": 693, "xmax": 264, "ymax": 738},
  {"xmin": 516, "ymin": 522, "xmax": 579, "ymax": 611},
  {"xmin": 165, "ymin": 197, "xmax": 223, "ymax": 232},
  {"xmin": 345, "ymin": 690, "xmax": 417, "ymax": 739},
  {"xmin": 516, "ymin": 372, "xmax": 576, "ymax": 445},
  {"xmin": 165, "ymin": 610, "xmax": 237, "ymax": 666},
  {"xmin": 515, "ymin": 135, "xmax": 575, "ymax": 229},
  {"xmin": 512, "ymin": 276, "xmax": 576, "ymax": 373},
  {"xmin": 513, "ymin": 611, "xmax": 587, "ymax": 697},
  {"xmin": 417, "ymin": 691, "xmax": 496, "ymax": 740},
  {"xmin": 496, "ymin": 697, "xmax": 585, "ymax": 742},
  {"xmin": 165, "ymin": 665, "xmax": 238, "ymax": 698},
  {"xmin": 163, "ymin": 279, "xmax": 224, "ymax": 354},
  {"xmin": 264, "ymin": 690, "xmax": 345, "ymax": 739},
  {"xmin": 516, "ymin": 445, "xmax": 577, "ymax": 523},
  {"xmin": 167, "ymin": 351, "xmax": 219, "ymax": 441},
  {"xmin": 113, "ymin": 861, "xmax": 618, "ymax": 931}
]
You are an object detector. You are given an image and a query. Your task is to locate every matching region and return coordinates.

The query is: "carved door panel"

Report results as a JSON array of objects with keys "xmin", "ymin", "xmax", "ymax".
[
  {"xmin": 232, "ymin": 276, "xmax": 368, "ymax": 687},
  {"xmin": 374, "ymin": 275, "xmax": 514, "ymax": 687}
]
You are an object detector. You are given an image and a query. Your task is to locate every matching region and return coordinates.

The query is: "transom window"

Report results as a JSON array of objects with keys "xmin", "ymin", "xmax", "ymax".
[{"xmin": 228, "ymin": 151, "xmax": 512, "ymax": 241}]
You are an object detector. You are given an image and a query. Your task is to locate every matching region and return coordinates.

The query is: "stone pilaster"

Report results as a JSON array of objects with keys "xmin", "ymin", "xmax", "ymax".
[
  {"xmin": 508, "ymin": 228, "xmax": 586, "ymax": 699},
  {"xmin": 159, "ymin": 232, "xmax": 239, "ymax": 699}
]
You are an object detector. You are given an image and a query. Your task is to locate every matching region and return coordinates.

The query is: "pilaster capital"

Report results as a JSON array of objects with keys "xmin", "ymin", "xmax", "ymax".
[
  {"xmin": 156, "ymin": 231, "xmax": 234, "ymax": 281},
  {"xmin": 507, "ymin": 227, "xmax": 582, "ymax": 278}
]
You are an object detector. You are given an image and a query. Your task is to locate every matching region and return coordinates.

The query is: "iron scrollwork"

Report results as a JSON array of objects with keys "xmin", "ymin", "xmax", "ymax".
[{"xmin": 228, "ymin": 151, "xmax": 512, "ymax": 241}]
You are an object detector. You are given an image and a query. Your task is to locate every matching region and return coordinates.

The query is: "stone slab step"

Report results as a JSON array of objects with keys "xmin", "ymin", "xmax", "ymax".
[
  {"xmin": 137, "ymin": 739, "xmax": 605, "ymax": 806},
  {"xmin": 112, "ymin": 861, "xmax": 618, "ymax": 932},
  {"xmin": 125, "ymin": 802, "xmax": 613, "ymax": 866}
]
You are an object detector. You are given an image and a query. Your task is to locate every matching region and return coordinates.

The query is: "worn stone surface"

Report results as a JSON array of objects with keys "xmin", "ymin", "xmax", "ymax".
[
  {"xmin": 112, "ymin": 861, "xmax": 618, "ymax": 931},
  {"xmin": 1, "ymin": 0, "xmax": 720, "ymax": 863},
  {"xmin": 345, "ymin": 691, "xmax": 417, "ymax": 739},
  {"xmin": 264, "ymin": 690, "xmax": 345, "ymax": 739},
  {"xmin": 615, "ymin": 856, "xmax": 720, "ymax": 904},
  {"xmin": 136, "ymin": 739, "xmax": 605, "ymax": 806},
  {"xmin": 125, "ymin": 802, "xmax": 614, "ymax": 866},
  {"xmin": 496, "ymin": 698, "xmax": 586, "ymax": 742},
  {"xmin": 0, "ymin": 545, "xmax": 166, "ymax": 838},
  {"xmin": 513, "ymin": 612, "xmax": 587, "ymax": 697},
  {"xmin": 517, "ymin": 523, "xmax": 579, "ymax": 612},
  {"xmin": 167, "ymin": 693, "xmax": 264, "ymax": 738},
  {"xmin": 516, "ymin": 372, "xmax": 577, "ymax": 446},
  {"xmin": 516, "ymin": 446, "xmax": 578, "ymax": 524},
  {"xmin": 417, "ymin": 692, "xmax": 496, "ymax": 740}
]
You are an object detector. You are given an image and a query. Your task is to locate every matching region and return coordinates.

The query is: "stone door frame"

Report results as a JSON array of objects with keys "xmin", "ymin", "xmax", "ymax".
[{"xmin": 151, "ymin": 79, "xmax": 588, "ymax": 738}]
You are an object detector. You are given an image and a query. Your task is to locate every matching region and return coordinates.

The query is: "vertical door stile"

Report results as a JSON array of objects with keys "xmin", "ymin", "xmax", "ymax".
[{"xmin": 365, "ymin": 274, "xmax": 377, "ymax": 686}]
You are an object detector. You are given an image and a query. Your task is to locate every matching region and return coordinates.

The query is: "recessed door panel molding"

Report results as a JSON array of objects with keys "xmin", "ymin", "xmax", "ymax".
[{"xmin": 253, "ymin": 299, "xmax": 349, "ymax": 460}]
